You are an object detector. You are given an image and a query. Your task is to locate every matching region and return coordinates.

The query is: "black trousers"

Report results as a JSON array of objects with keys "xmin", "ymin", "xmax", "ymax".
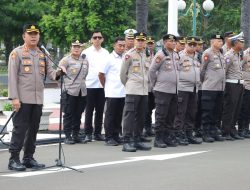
[
  {"xmin": 104, "ymin": 98, "xmax": 125, "ymax": 140},
  {"xmin": 63, "ymin": 93, "xmax": 86, "ymax": 137},
  {"xmin": 175, "ymin": 90, "xmax": 197, "ymax": 132},
  {"xmin": 9, "ymin": 104, "xmax": 42, "ymax": 159},
  {"xmin": 84, "ymin": 88, "xmax": 105, "ymax": 135},
  {"xmin": 123, "ymin": 95, "xmax": 148, "ymax": 140},
  {"xmin": 194, "ymin": 90, "xmax": 202, "ymax": 132},
  {"xmin": 201, "ymin": 90, "xmax": 223, "ymax": 132},
  {"xmin": 144, "ymin": 92, "xmax": 155, "ymax": 131},
  {"xmin": 222, "ymin": 83, "xmax": 244, "ymax": 135},
  {"xmin": 238, "ymin": 89, "xmax": 250, "ymax": 131},
  {"xmin": 154, "ymin": 91, "xmax": 177, "ymax": 134}
]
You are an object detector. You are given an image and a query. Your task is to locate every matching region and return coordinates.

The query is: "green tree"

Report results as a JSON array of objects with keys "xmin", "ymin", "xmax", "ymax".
[
  {"xmin": 178, "ymin": 0, "xmax": 241, "ymax": 41},
  {"xmin": 0, "ymin": 0, "xmax": 49, "ymax": 64},
  {"xmin": 39, "ymin": 0, "xmax": 134, "ymax": 51}
]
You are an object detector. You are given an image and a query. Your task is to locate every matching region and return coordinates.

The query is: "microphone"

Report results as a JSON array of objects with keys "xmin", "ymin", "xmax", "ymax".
[{"xmin": 38, "ymin": 44, "xmax": 51, "ymax": 56}]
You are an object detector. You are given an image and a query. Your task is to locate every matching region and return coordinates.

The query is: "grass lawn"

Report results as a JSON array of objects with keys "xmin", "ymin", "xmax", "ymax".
[{"xmin": 0, "ymin": 65, "xmax": 7, "ymax": 74}]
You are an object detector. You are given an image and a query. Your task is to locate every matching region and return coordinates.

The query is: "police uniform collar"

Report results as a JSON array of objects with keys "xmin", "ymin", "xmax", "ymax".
[{"xmin": 70, "ymin": 54, "xmax": 81, "ymax": 60}]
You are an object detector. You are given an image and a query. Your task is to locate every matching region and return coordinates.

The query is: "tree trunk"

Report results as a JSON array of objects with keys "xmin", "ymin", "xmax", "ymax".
[
  {"xmin": 4, "ymin": 35, "xmax": 13, "ymax": 65},
  {"xmin": 241, "ymin": 0, "xmax": 250, "ymax": 48},
  {"xmin": 136, "ymin": 0, "xmax": 148, "ymax": 33}
]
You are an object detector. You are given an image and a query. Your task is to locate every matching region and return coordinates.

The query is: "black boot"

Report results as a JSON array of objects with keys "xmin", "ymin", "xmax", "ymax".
[
  {"xmin": 154, "ymin": 132, "xmax": 167, "ymax": 148},
  {"xmin": 202, "ymin": 130, "xmax": 215, "ymax": 143},
  {"xmin": 22, "ymin": 157, "xmax": 45, "ymax": 169},
  {"xmin": 210, "ymin": 130, "xmax": 225, "ymax": 141},
  {"xmin": 144, "ymin": 128, "xmax": 155, "ymax": 137},
  {"xmin": 175, "ymin": 131, "xmax": 189, "ymax": 146},
  {"xmin": 8, "ymin": 153, "xmax": 26, "ymax": 171},
  {"xmin": 122, "ymin": 137, "xmax": 136, "ymax": 152},
  {"xmin": 134, "ymin": 137, "xmax": 152, "ymax": 151},
  {"xmin": 163, "ymin": 133, "xmax": 178, "ymax": 147},
  {"xmin": 186, "ymin": 131, "xmax": 202, "ymax": 144}
]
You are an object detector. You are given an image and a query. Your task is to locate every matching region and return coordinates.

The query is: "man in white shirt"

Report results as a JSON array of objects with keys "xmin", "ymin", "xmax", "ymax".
[
  {"xmin": 99, "ymin": 37, "xmax": 126, "ymax": 146},
  {"xmin": 82, "ymin": 30, "xmax": 109, "ymax": 142}
]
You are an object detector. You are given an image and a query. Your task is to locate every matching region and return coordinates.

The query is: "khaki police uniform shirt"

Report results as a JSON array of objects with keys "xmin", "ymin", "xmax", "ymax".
[
  {"xmin": 222, "ymin": 44, "xmax": 230, "ymax": 55},
  {"xmin": 178, "ymin": 51, "xmax": 201, "ymax": 92},
  {"xmin": 145, "ymin": 51, "xmax": 154, "ymax": 92},
  {"xmin": 242, "ymin": 48, "xmax": 250, "ymax": 90},
  {"xmin": 120, "ymin": 48, "xmax": 148, "ymax": 95},
  {"xmin": 201, "ymin": 47, "xmax": 225, "ymax": 91},
  {"xmin": 149, "ymin": 49, "xmax": 179, "ymax": 94},
  {"xmin": 8, "ymin": 45, "xmax": 57, "ymax": 104},
  {"xmin": 224, "ymin": 48, "xmax": 242, "ymax": 80},
  {"xmin": 59, "ymin": 54, "xmax": 88, "ymax": 96}
]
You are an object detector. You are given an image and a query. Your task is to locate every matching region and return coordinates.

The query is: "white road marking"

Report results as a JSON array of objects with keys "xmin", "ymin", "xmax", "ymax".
[{"xmin": 2, "ymin": 150, "xmax": 209, "ymax": 178}]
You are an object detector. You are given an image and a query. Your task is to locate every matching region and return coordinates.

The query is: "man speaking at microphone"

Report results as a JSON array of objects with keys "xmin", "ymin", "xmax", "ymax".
[{"xmin": 8, "ymin": 23, "xmax": 64, "ymax": 171}]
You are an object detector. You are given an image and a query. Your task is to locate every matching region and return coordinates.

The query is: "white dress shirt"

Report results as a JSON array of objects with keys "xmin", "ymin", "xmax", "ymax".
[
  {"xmin": 83, "ymin": 45, "xmax": 109, "ymax": 88},
  {"xmin": 99, "ymin": 51, "xmax": 125, "ymax": 97}
]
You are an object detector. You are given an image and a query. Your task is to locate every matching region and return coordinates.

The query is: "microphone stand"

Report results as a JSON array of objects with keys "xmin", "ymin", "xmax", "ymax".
[
  {"xmin": 40, "ymin": 47, "xmax": 82, "ymax": 173},
  {"xmin": 0, "ymin": 111, "xmax": 16, "ymax": 146}
]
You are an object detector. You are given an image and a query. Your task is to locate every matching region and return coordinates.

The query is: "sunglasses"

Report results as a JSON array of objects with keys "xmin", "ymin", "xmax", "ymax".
[{"xmin": 92, "ymin": 36, "xmax": 103, "ymax": 40}]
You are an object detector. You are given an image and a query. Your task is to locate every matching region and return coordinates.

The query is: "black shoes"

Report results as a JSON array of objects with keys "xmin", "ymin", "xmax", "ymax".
[
  {"xmin": 154, "ymin": 138, "xmax": 167, "ymax": 148},
  {"xmin": 8, "ymin": 159, "xmax": 26, "ymax": 171},
  {"xmin": 164, "ymin": 136, "xmax": 178, "ymax": 147},
  {"xmin": 64, "ymin": 136, "xmax": 75, "ymax": 144},
  {"xmin": 144, "ymin": 129, "xmax": 155, "ymax": 137},
  {"xmin": 122, "ymin": 143, "xmax": 137, "ymax": 152},
  {"xmin": 94, "ymin": 134, "xmax": 105, "ymax": 141},
  {"xmin": 187, "ymin": 136, "xmax": 202, "ymax": 144},
  {"xmin": 105, "ymin": 139, "xmax": 119, "ymax": 146},
  {"xmin": 202, "ymin": 135, "xmax": 215, "ymax": 143},
  {"xmin": 84, "ymin": 134, "xmax": 93, "ymax": 142},
  {"xmin": 22, "ymin": 158, "xmax": 45, "ymax": 169},
  {"xmin": 223, "ymin": 135, "xmax": 235, "ymax": 141},
  {"xmin": 231, "ymin": 133, "xmax": 244, "ymax": 140},
  {"xmin": 134, "ymin": 142, "xmax": 152, "ymax": 151},
  {"xmin": 73, "ymin": 136, "xmax": 87, "ymax": 144},
  {"xmin": 213, "ymin": 135, "xmax": 225, "ymax": 141}
]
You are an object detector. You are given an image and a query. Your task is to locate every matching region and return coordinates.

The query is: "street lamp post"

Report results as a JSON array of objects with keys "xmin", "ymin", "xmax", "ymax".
[{"xmin": 178, "ymin": 0, "xmax": 214, "ymax": 36}]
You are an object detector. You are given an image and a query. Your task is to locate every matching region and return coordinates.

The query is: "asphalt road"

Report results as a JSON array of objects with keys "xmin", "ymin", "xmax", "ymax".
[{"xmin": 0, "ymin": 139, "xmax": 250, "ymax": 190}]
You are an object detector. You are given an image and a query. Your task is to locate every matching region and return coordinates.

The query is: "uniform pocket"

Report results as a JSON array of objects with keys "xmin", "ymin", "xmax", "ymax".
[{"xmin": 124, "ymin": 96, "xmax": 135, "ymax": 111}]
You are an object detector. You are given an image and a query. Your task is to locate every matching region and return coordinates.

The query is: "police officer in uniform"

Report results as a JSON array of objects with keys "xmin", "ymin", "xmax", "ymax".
[
  {"xmin": 144, "ymin": 36, "xmax": 156, "ymax": 137},
  {"xmin": 194, "ymin": 37, "xmax": 205, "ymax": 137},
  {"xmin": 59, "ymin": 40, "xmax": 89, "ymax": 144},
  {"xmin": 200, "ymin": 34, "xmax": 226, "ymax": 142},
  {"xmin": 174, "ymin": 36, "xmax": 186, "ymax": 54},
  {"xmin": 120, "ymin": 32, "xmax": 151, "ymax": 152},
  {"xmin": 124, "ymin": 29, "xmax": 137, "ymax": 52},
  {"xmin": 174, "ymin": 37, "xmax": 202, "ymax": 145},
  {"xmin": 238, "ymin": 47, "xmax": 250, "ymax": 138},
  {"xmin": 222, "ymin": 34, "xmax": 245, "ymax": 140},
  {"xmin": 222, "ymin": 31, "xmax": 235, "ymax": 55},
  {"xmin": 149, "ymin": 34, "xmax": 179, "ymax": 148},
  {"xmin": 8, "ymin": 24, "xmax": 63, "ymax": 171}
]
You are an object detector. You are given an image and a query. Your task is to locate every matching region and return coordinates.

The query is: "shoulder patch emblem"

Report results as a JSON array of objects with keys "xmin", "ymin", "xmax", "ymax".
[
  {"xmin": 125, "ymin": 54, "xmax": 130, "ymax": 60},
  {"xmin": 11, "ymin": 52, "xmax": 17, "ymax": 59},
  {"xmin": 204, "ymin": 54, "xmax": 209, "ymax": 62},
  {"xmin": 155, "ymin": 56, "xmax": 161, "ymax": 64}
]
